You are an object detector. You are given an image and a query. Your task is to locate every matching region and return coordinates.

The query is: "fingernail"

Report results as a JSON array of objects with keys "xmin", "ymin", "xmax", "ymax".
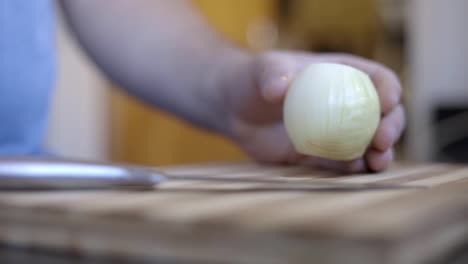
[
  {"xmin": 280, "ymin": 74, "xmax": 290, "ymax": 82},
  {"xmin": 262, "ymin": 73, "xmax": 292, "ymax": 102}
]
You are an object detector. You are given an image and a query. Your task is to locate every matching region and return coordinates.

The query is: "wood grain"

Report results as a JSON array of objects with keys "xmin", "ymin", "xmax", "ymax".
[{"xmin": 1, "ymin": 162, "xmax": 468, "ymax": 264}]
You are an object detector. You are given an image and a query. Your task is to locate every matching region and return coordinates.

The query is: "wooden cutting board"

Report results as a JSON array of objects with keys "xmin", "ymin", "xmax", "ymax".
[{"xmin": 1, "ymin": 162, "xmax": 468, "ymax": 264}]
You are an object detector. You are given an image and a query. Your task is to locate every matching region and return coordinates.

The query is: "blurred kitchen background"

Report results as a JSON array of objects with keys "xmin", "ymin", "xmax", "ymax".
[{"xmin": 46, "ymin": 0, "xmax": 468, "ymax": 166}]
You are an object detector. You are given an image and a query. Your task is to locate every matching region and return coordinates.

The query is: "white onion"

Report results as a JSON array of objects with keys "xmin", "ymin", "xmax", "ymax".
[{"xmin": 284, "ymin": 63, "xmax": 380, "ymax": 160}]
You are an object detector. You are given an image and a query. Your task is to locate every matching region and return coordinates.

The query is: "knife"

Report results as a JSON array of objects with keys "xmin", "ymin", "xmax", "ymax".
[{"xmin": 0, "ymin": 158, "xmax": 424, "ymax": 191}]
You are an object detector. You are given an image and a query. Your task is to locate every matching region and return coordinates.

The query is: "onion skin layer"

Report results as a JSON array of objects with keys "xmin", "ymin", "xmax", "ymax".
[{"xmin": 284, "ymin": 63, "xmax": 380, "ymax": 161}]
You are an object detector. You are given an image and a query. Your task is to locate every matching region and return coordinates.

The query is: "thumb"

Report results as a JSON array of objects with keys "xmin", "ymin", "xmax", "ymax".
[{"xmin": 256, "ymin": 53, "xmax": 297, "ymax": 103}]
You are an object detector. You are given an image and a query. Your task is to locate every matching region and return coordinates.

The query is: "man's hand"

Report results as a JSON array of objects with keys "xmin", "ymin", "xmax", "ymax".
[
  {"xmin": 62, "ymin": 0, "xmax": 403, "ymax": 172},
  {"xmin": 219, "ymin": 51, "xmax": 405, "ymax": 172}
]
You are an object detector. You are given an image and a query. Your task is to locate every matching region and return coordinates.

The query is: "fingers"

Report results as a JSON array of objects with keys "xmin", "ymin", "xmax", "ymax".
[
  {"xmin": 371, "ymin": 66, "xmax": 402, "ymax": 114},
  {"xmin": 365, "ymin": 148, "xmax": 394, "ymax": 172},
  {"xmin": 365, "ymin": 104, "xmax": 404, "ymax": 172},
  {"xmin": 373, "ymin": 104, "xmax": 405, "ymax": 151}
]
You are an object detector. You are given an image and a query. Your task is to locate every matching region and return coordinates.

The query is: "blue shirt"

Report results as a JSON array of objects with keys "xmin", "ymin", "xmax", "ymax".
[{"xmin": 0, "ymin": 0, "xmax": 56, "ymax": 154}]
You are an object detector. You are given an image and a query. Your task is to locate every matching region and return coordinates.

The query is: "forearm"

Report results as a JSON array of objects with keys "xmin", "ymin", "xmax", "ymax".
[{"xmin": 61, "ymin": 0, "xmax": 249, "ymax": 134}]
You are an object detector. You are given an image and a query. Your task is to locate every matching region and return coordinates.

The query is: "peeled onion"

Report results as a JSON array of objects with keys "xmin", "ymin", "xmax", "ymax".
[{"xmin": 284, "ymin": 63, "xmax": 380, "ymax": 160}]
